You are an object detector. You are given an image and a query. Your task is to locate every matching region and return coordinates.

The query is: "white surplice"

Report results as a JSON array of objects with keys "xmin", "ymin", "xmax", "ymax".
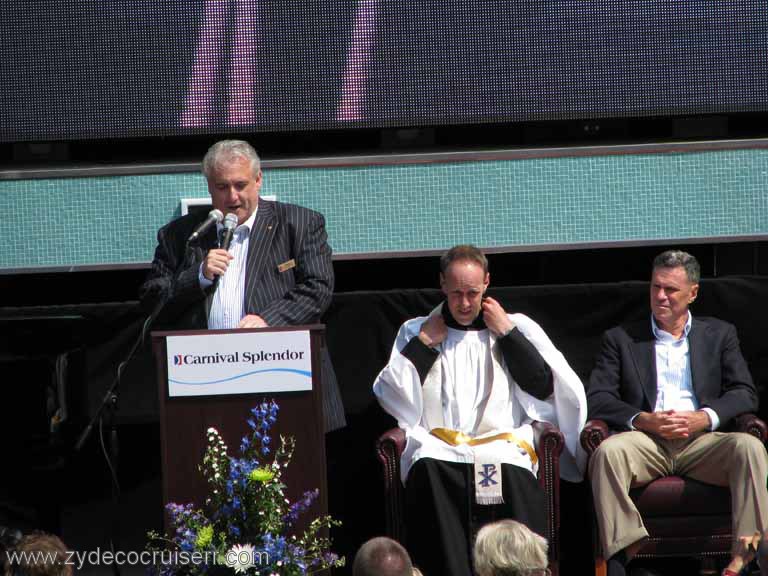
[{"xmin": 373, "ymin": 306, "xmax": 587, "ymax": 484}]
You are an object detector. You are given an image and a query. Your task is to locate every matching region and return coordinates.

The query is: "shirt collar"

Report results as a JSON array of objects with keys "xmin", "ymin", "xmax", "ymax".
[
  {"xmin": 216, "ymin": 205, "xmax": 258, "ymax": 236},
  {"xmin": 651, "ymin": 311, "xmax": 692, "ymax": 342},
  {"xmin": 239, "ymin": 205, "xmax": 258, "ymax": 234},
  {"xmin": 441, "ymin": 302, "xmax": 487, "ymax": 331}
]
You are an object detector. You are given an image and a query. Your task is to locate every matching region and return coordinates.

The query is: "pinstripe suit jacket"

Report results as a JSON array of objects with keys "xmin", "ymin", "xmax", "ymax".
[{"xmin": 141, "ymin": 198, "xmax": 345, "ymax": 430}]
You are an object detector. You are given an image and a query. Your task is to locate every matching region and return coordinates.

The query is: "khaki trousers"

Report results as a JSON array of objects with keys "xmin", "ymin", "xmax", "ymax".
[{"xmin": 589, "ymin": 430, "xmax": 768, "ymax": 559}]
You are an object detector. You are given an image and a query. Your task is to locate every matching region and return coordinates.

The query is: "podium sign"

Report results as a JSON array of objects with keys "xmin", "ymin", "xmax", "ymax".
[{"xmin": 166, "ymin": 330, "xmax": 312, "ymax": 397}]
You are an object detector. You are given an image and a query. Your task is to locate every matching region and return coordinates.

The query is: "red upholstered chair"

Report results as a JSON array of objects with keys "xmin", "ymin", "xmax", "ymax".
[
  {"xmin": 580, "ymin": 414, "xmax": 768, "ymax": 576},
  {"xmin": 376, "ymin": 421, "xmax": 565, "ymax": 576}
]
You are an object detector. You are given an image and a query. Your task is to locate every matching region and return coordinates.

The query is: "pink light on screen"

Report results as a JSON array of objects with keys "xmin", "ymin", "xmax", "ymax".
[
  {"xmin": 336, "ymin": 0, "xmax": 379, "ymax": 122},
  {"xmin": 180, "ymin": 0, "xmax": 231, "ymax": 128},
  {"xmin": 227, "ymin": 0, "xmax": 260, "ymax": 125}
]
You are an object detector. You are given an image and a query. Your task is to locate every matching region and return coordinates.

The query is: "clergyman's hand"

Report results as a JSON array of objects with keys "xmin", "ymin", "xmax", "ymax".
[
  {"xmin": 202, "ymin": 249, "xmax": 233, "ymax": 281},
  {"xmin": 481, "ymin": 296, "xmax": 515, "ymax": 337},
  {"xmin": 418, "ymin": 315, "xmax": 447, "ymax": 348}
]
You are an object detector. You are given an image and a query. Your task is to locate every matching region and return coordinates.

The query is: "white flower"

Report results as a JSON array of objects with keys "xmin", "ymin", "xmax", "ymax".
[
  {"xmin": 226, "ymin": 544, "xmax": 255, "ymax": 574},
  {"xmin": 207, "ymin": 427, "xmax": 218, "ymax": 434}
]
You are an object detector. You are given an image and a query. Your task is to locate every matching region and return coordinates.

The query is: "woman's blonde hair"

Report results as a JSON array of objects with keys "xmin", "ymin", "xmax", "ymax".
[{"xmin": 473, "ymin": 520, "xmax": 549, "ymax": 576}]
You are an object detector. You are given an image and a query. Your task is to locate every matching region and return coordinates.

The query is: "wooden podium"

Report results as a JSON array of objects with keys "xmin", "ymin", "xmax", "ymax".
[{"xmin": 152, "ymin": 325, "xmax": 328, "ymax": 521}]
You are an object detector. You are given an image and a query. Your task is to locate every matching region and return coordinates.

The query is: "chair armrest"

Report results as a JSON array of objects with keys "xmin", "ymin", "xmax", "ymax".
[
  {"xmin": 376, "ymin": 427, "xmax": 406, "ymax": 541},
  {"xmin": 532, "ymin": 420, "xmax": 565, "ymax": 462},
  {"xmin": 532, "ymin": 421, "xmax": 563, "ymax": 570},
  {"xmin": 377, "ymin": 427, "xmax": 407, "ymax": 458},
  {"xmin": 580, "ymin": 419, "xmax": 610, "ymax": 456},
  {"xmin": 732, "ymin": 413, "xmax": 768, "ymax": 443}
]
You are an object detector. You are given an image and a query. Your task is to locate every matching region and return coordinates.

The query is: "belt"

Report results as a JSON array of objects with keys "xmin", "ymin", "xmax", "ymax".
[{"xmin": 429, "ymin": 427, "xmax": 538, "ymax": 465}]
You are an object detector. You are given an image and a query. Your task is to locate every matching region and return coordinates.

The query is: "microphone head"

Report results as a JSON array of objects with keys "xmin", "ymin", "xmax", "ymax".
[
  {"xmin": 223, "ymin": 213, "xmax": 238, "ymax": 230},
  {"xmin": 187, "ymin": 208, "xmax": 225, "ymax": 244},
  {"xmin": 209, "ymin": 209, "xmax": 224, "ymax": 223}
]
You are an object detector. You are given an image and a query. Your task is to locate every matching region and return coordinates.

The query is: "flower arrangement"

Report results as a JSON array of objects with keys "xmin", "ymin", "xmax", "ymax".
[{"xmin": 147, "ymin": 400, "xmax": 343, "ymax": 575}]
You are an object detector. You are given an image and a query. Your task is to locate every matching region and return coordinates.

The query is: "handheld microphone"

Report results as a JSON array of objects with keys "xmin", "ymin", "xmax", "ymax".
[
  {"xmin": 220, "ymin": 213, "xmax": 238, "ymax": 250},
  {"xmin": 187, "ymin": 209, "xmax": 223, "ymax": 244}
]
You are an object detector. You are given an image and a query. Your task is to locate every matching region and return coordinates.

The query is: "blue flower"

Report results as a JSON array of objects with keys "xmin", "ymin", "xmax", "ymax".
[
  {"xmin": 283, "ymin": 489, "xmax": 319, "ymax": 526},
  {"xmin": 148, "ymin": 401, "xmax": 341, "ymax": 575}
]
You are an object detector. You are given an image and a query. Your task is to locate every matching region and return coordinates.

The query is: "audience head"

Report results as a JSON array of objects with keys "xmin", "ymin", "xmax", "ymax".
[
  {"xmin": 353, "ymin": 537, "xmax": 413, "ymax": 576},
  {"xmin": 473, "ymin": 520, "xmax": 549, "ymax": 576},
  {"xmin": 4, "ymin": 532, "xmax": 72, "ymax": 576}
]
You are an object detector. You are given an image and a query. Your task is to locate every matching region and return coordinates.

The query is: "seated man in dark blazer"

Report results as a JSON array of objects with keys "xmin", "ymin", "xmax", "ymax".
[
  {"xmin": 586, "ymin": 249, "xmax": 768, "ymax": 576},
  {"xmin": 140, "ymin": 139, "xmax": 344, "ymax": 431}
]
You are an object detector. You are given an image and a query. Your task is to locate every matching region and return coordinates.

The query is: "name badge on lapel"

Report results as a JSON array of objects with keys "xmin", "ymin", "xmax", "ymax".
[{"xmin": 278, "ymin": 259, "xmax": 296, "ymax": 273}]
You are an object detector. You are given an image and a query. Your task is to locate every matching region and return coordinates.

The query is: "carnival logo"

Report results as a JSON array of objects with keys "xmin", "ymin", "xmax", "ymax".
[{"xmin": 172, "ymin": 350, "xmax": 305, "ymax": 366}]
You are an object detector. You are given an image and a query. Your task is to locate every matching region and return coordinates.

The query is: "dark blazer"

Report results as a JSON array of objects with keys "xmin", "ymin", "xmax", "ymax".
[
  {"xmin": 586, "ymin": 316, "xmax": 758, "ymax": 431},
  {"xmin": 140, "ymin": 198, "xmax": 345, "ymax": 430}
]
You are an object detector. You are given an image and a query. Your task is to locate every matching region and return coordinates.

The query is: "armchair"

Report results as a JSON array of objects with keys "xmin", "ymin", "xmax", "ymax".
[
  {"xmin": 580, "ymin": 413, "xmax": 768, "ymax": 576},
  {"xmin": 376, "ymin": 421, "xmax": 565, "ymax": 576}
]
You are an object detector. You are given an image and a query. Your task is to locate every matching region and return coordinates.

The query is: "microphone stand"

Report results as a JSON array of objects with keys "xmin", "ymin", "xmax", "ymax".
[
  {"xmin": 73, "ymin": 300, "xmax": 163, "ymax": 576},
  {"xmin": 74, "ymin": 239, "xmax": 198, "ymax": 576}
]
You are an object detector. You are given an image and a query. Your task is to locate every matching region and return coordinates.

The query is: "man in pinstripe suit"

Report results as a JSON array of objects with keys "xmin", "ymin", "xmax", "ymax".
[{"xmin": 141, "ymin": 140, "xmax": 345, "ymax": 431}]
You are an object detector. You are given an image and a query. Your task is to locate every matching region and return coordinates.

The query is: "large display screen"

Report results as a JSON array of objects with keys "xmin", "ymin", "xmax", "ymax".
[{"xmin": 2, "ymin": 0, "xmax": 766, "ymax": 142}]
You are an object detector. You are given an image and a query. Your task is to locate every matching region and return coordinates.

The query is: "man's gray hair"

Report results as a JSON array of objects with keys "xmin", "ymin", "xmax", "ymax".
[
  {"xmin": 202, "ymin": 140, "xmax": 261, "ymax": 178},
  {"xmin": 353, "ymin": 537, "xmax": 413, "ymax": 576},
  {"xmin": 440, "ymin": 244, "xmax": 489, "ymax": 274},
  {"xmin": 652, "ymin": 250, "xmax": 700, "ymax": 284},
  {"xmin": 473, "ymin": 520, "xmax": 549, "ymax": 576}
]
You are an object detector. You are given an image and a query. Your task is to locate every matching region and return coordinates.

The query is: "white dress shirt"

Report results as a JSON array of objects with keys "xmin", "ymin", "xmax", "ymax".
[
  {"xmin": 199, "ymin": 208, "xmax": 257, "ymax": 329},
  {"xmin": 630, "ymin": 313, "xmax": 719, "ymax": 430}
]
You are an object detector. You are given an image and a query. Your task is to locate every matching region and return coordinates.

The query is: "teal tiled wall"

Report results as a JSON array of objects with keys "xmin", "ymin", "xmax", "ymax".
[{"xmin": 2, "ymin": 148, "xmax": 767, "ymax": 270}]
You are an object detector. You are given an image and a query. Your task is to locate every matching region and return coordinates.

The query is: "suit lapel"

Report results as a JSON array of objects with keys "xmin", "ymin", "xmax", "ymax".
[
  {"xmin": 244, "ymin": 198, "xmax": 278, "ymax": 311},
  {"xmin": 688, "ymin": 317, "xmax": 708, "ymax": 400},
  {"xmin": 628, "ymin": 321, "xmax": 658, "ymax": 410}
]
